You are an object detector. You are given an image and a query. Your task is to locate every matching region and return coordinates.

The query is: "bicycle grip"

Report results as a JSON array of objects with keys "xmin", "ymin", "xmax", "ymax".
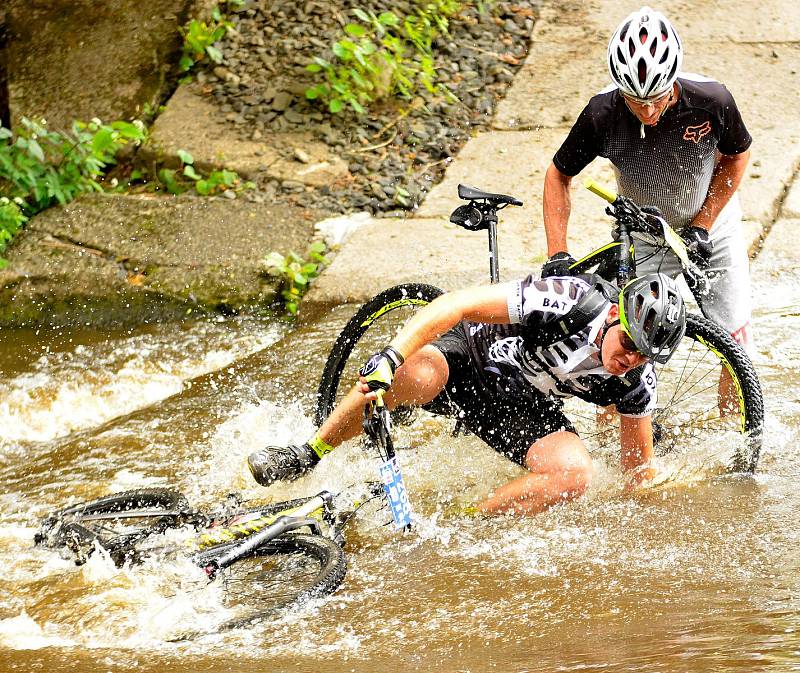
[{"xmin": 584, "ymin": 179, "xmax": 617, "ymax": 204}]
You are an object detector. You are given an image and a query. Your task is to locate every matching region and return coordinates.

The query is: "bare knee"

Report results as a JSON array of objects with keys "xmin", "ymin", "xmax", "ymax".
[
  {"xmin": 387, "ymin": 346, "xmax": 448, "ymax": 406},
  {"xmin": 525, "ymin": 431, "xmax": 594, "ymax": 500}
]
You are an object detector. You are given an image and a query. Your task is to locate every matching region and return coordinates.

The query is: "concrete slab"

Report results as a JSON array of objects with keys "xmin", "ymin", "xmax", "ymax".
[
  {"xmin": 782, "ymin": 177, "xmax": 800, "ymax": 220},
  {"xmin": 532, "ymin": 0, "xmax": 800, "ymax": 43},
  {"xmin": 494, "ymin": 40, "xmax": 608, "ymax": 130},
  {"xmin": 305, "ymin": 216, "xmax": 539, "ymax": 307},
  {"xmin": 142, "ymin": 84, "xmax": 349, "ymax": 187}
]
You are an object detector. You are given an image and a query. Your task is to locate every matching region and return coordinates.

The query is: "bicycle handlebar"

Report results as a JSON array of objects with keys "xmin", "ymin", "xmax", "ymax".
[{"xmin": 584, "ymin": 179, "xmax": 617, "ymax": 204}]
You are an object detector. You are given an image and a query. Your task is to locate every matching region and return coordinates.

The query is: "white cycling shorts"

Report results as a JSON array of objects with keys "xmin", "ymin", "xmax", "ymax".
[{"xmin": 633, "ymin": 195, "xmax": 754, "ymax": 352}]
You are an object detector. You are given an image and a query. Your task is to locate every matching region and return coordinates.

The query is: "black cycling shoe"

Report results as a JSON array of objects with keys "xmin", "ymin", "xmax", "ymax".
[{"xmin": 247, "ymin": 443, "xmax": 318, "ymax": 486}]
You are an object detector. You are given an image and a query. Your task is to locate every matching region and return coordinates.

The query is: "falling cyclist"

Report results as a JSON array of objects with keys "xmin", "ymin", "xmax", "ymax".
[{"xmin": 247, "ymin": 272, "xmax": 686, "ymax": 516}]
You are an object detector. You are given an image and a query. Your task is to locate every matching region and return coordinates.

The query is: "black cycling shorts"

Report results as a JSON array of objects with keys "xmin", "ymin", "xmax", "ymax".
[{"xmin": 423, "ymin": 325, "xmax": 576, "ymax": 467}]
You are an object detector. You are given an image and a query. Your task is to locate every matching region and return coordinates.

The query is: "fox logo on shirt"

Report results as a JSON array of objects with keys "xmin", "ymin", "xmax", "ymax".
[{"xmin": 683, "ymin": 121, "xmax": 712, "ymax": 144}]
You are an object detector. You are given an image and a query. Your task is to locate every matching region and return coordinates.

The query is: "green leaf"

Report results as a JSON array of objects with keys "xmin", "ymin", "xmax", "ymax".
[
  {"xmin": 177, "ymin": 149, "xmax": 194, "ymax": 165},
  {"xmin": 344, "ymin": 23, "xmax": 367, "ymax": 37},
  {"xmin": 329, "ymin": 99, "xmax": 344, "ymax": 114},
  {"xmin": 26, "ymin": 138, "xmax": 45, "ymax": 163},
  {"xmin": 206, "ymin": 45, "xmax": 223, "ymax": 63},
  {"xmin": 195, "ymin": 179, "xmax": 211, "ymax": 195},
  {"xmin": 306, "ymin": 63, "xmax": 323, "ymax": 73},
  {"xmin": 305, "ymin": 86, "xmax": 321, "ymax": 100},
  {"xmin": 183, "ymin": 164, "xmax": 201, "ymax": 180},
  {"xmin": 378, "ymin": 11, "xmax": 400, "ymax": 26}
]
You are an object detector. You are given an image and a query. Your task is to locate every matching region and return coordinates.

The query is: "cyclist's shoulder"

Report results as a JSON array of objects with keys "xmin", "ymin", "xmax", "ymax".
[
  {"xmin": 677, "ymin": 73, "xmax": 740, "ymax": 109},
  {"xmin": 511, "ymin": 275, "xmax": 600, "ymax": 325}
]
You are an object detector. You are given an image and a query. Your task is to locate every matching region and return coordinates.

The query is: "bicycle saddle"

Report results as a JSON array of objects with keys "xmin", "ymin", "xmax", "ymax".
[{"xmin": 457, "ymin": 183, "xmax": 523, "ymax": 206}]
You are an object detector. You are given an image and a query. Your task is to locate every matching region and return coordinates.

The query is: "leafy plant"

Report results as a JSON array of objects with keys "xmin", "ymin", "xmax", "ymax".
[
  {"xmin": 179, "ymin": 19, "xmax": 229, "ymax": 72},
  {"xmin": 178, "ymin": 0, "xmax": 245, "ymax": 74},
  {"xmin": 263, "ymin": 241, "xmax": 330, "ymax": 315},
  {"xmin": 0, "ymin": 198, "xmax": 27, "ymax": 268},
  {"xmin": 305, "ymin": 2, "xmax": 461, "ymax": 114},
  {"xmin": 0, "ymin": 117, "xmax": 147, "ymax": 215},
  {"xmin": 143, "ymin": 149, "xmax": 255, "ymax": 196}
]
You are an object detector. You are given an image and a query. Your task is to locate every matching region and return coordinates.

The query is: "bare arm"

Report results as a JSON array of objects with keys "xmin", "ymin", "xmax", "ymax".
[
  {"xmin": 388, "ymin": 284, "xmax": 513, "ymax": 361},
  {"xmin": 690, "ymin": 149, "xmax": 750, "ymax": 231},
  {"xmin": 620, "ymin": 414, "xmax": 655, "ymax": 485},
  {"xmin": 543, "ymin": 162, "xmax": 574, "ymax": 256}
]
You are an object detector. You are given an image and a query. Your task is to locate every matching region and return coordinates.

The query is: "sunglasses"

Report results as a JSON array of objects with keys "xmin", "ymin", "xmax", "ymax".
[
  {"xmin": 619, "ymin": 328, "xmax": 646, "ymax": 357},
  {"xmin": 622, "ymin": 90, "xmax": 672, "ymax": 107}
]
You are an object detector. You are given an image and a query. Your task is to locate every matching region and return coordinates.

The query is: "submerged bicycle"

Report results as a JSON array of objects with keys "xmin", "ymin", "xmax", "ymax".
[
  {"xmin": 34, "ymin": 470, "xmax": 397, "ymax": 630},
  {"xmin": 315, "ymin": 182, "xmax": 764, "ymax": 473}
]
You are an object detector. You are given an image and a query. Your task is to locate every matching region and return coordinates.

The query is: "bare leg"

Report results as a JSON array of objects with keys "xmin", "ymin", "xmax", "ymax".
[
  {"xmin": 317, "ymin": 345, "xmax": 449, "ymax": 447},
  {"xmin": 478, "ymin": 431, "xmax": 594, "ymax": 516}
]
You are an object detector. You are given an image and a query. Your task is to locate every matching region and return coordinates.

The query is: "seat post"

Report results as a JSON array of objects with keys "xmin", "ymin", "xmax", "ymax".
[{"xmin": 486, "ymin": 210, "xmax": 499, "ymax": 283}]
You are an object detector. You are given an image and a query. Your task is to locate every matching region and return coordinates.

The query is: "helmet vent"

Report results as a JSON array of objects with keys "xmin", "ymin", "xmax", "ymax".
[
  {"xmin": 649, "ymin": 280, "xmax": 661, "ymax": 298},
  {"xmin": 637, "ymin": 58, "xmax": 647, "ymax": 87}
]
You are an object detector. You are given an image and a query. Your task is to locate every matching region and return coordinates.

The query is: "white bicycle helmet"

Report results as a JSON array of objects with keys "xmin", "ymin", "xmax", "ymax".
[{"xmin": 607, "ymin": 6, "xmax": 683, "ymax": 100}]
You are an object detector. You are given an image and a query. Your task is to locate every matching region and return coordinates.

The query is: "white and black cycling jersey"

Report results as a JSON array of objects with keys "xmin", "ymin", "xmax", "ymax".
[
  {"xmin": 553, "ymin": 74, "xmax": 752, "ymax": 229},
  {"xmin": 463, "ymin": 276, "xmax": 657, "ymax": 417}
]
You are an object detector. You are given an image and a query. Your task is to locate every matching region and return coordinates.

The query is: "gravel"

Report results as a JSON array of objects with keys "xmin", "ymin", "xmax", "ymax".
[{"xmin": 199, "ymin": 0, "xmax": 540, "ymax": 215}]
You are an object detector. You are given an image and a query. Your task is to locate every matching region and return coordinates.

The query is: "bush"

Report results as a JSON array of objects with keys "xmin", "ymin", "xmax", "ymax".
[
  {"xmin": 0, "ymin": 117, "xmax": 147, "ymax": 216},
  {"xmin": 263, "ymin": 241, "xmax": 330, "ymax": 316}
]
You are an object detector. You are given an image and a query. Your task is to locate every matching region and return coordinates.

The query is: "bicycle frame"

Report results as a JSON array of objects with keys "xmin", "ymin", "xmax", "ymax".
[{"xmin": 570, "ymin": 179, "xmax": 707, "ymax": 293}]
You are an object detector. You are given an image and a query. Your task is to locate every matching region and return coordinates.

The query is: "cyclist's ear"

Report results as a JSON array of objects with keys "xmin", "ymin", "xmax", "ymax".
[{"xmin": 606, "ymin": 303, "xmax": 620, "ymax": 322}]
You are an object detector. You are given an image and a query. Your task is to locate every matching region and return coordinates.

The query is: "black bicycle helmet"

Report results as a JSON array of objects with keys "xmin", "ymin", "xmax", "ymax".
[{"xmin": 619, "ymin": 273, "xmax": 686, "ymax": 363}]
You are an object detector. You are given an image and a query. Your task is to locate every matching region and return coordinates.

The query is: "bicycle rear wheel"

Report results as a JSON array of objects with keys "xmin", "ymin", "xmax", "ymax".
[
  {"xmin": 35, "ymin": 488, "xmax": 188, "ymax": 566},
  {"xmin": 315, "ymin": 283, "xmax": 445, "ymax": 426},
  {"xmin": 196, "ymin": 533, "xmax": 346, "ymax": 629},
  {"xmin": 573, "ymin": 313, "xmax": 763, "ymax": 472}
]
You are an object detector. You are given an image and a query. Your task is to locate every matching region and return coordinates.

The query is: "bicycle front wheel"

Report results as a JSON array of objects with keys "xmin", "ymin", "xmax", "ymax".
[
  {"xmin": 197, "ymin": 533, "xmax": 347, "ymax": 629},
  {"xmin": 315, "ymin": 283, "xmax": 445, "ymax": 426},
  {"xmin": 576, "ymin": 313, "xmax": 763, "ymax": 473},
  {"xmin": 35, "ymin": 488, "xmax": 188, "ymax": 566}
]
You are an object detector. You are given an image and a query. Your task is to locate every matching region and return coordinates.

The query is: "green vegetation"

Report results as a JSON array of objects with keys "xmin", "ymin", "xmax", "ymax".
[
  {"xmin": 0, "ymin": 116, "xmax": 147, "ymax": 266},
  {"xmin": 305, "ymin": 1, "xmax": 465, "ymax": 114},
  {"xmin": 131, "ymin": 149, "xmax": 255, "ymax": 196},
  {"xmin": 179, "ymin": 0, "xmax": 245, "ymax": 75},
  {"xmin": 0, "ymin": 198, "xmax": 27, "ymax": 269},
  {"xmin": 263, "ymin": 241, "xmax": 330, "ymax": 316}
]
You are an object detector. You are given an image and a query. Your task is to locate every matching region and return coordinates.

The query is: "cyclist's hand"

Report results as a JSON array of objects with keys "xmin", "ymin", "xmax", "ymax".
[
  {"xmin": 541, "ymin": 252, "xmax": 577, "ymax": 278},
  {"xmin": 359, "ymin": 346, "xmax": 404, "ymax": 393},
  {"xmin": 640, "ymin": 205, "xmax": 669, "ymax": 233},
  {"xmin": 680, "ymin": 225, "xmax": 713, "ymax": 270}
]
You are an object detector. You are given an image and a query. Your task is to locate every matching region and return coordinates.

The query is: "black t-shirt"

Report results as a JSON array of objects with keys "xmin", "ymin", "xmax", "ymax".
[{"xmin": 553, "ymin": 74, "xmax": 752, "ymax": 228}]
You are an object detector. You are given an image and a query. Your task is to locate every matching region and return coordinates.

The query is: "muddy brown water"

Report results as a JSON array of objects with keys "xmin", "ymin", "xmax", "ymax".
[{"xmin": 1, "ymin": 261, "xmax": 798, "ymax": 672}]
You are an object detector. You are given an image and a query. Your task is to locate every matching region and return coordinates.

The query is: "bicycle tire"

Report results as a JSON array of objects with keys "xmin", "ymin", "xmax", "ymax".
[
  {"xmin": 196, "ymin": 533, "xmax": 347, "ymax": 629},
  {"xmin": 35, "ymin": 488, "xmax": 188, "ymax": 565},
  {"xmin": 315, "ymin": 283, "xmax": 445, "ymax": 426},
  {"xmin": 571, "ymin": 312, "xmax": 763, "ymax": 473}
]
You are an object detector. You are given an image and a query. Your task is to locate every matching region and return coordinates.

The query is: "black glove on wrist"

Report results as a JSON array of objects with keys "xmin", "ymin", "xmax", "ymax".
[
  {"xmin": 541, "ymin": 251, "xmax": 577, "ymax": 279},
  {"xmin": 359, "ymin": 346, "xmax": 405, "ymax": 392},
  {"xmin": 680, "ymin": 225, "xmax": 713, "ymax": 270}
]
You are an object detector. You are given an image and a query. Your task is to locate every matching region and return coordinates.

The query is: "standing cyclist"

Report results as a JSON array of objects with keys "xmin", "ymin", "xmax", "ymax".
[
  {"xmin": 247, "ymin": 273, "xmax": 686, "ymax": 516},
  {"xmin": 541, "ymin": 6, "xmax": 753, "ymax": 372}
]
